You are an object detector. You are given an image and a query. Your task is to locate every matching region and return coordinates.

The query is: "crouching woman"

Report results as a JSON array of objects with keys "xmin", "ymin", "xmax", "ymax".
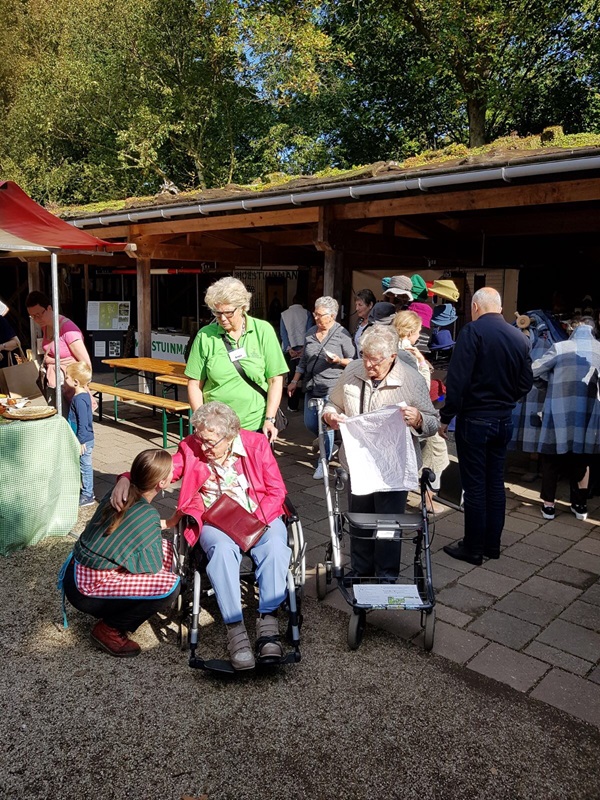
[{"xmin": 60, "ymin": 449, "xmax": 180, "ymax": 657}]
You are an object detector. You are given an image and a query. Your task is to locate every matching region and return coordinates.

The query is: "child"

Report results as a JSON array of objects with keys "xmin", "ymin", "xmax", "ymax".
[{"xmin": 65, "ymin": 362, "xmax": 95, "ymax": 506}]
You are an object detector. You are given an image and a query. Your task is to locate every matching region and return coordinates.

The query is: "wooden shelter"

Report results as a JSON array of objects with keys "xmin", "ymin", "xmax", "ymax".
[{"xmin": 25, "ymin": 146, "xmax": 600, "ymax": 355}]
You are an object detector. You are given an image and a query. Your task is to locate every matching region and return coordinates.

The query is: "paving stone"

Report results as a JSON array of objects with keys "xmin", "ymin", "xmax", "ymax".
[
  {"xmin": 524, "ymin": 641, "xmax": 593, "ymax": 677},
  {"xmin": 558, "ymin": 548, "xmax": 600, "ymax": 575},
  {"xmin": 580, "ymin": 581, "xmax": 600, "ymax": 606},
  {"xmin": 589, "ymin": 667, "xmax": 600, "ymax": 685},
  {"xmin": 434, "ymin": 518, "xmax": 467, "ymax": 541},
  {"xmin": 559, "ymin": 600, "xmax": 600, "ymax": 632},
  {"xmin": 430, "ymin": 534, "xmax": 455, "ymax": 553},
  {"xmin": 292, "ymin": 503, "xmax": 329, "ymax": 522},
  {"xmin": 494, "ymin": 591, "xmax": 563, "ymax": 627},
  {"xmin": 502, "ymin": 515, "xmax": 540, "ymax": 535},
  {"xmin": 430, "ymin": 563, "xmax": 462, "ymax": 591},
  {"xmin": 502, "ymin": 542, "xmax": 556, "ymax": 566},
  {"xmin": 468, "ymin": 642, "xmax": 549, "ymax": 692},
  {"xmin": 531, "ymin": 668, "xmax": 600, "ymax": 729},
  {"xmin": 538, "ymin": 519, "xmax": 589, "ymax": 542},
  {"xmin": 458, "ymin": 568, "xmax": 520, "ymax": 598},
  {"xmin": 574, "ymin": 537, "xmax": 600, "ymax": 557},
  {"xmin": 536, "ymin": 619, "xmax": 600, "ymax": 662},
  {"xmin": 432, "ymin": 549, "xmax": 478, "ymax": 574},
  {"xmin": 500, "ymin": 529, "xmax": 528, "ymax": 547},
  {"xmin": 520, "ymin": 531, "xmax": 573, "ymax": 554},
  {"xmin": 435, "ymin": 603, "xmax": 472, "ymax": 628},
  {"xmin": 416, "ymin": 619, "xmax": 487, "ymax": 663},
  {"xmin": 468, "ymin": 609, "xmax": 540, "ymax": 649},
  {"xmin": 518, "ymin": 576, "xmax": 582, "ymax": 607},
  {"xmin": 483, "ymin": 555, "xmax": 540, "ymax": 581},
  {"xmin": 538, "ymin": 562, "xmax": 597, "ymax": 589},
  {"xmin": 436, "ymin": 584, "xmax": 496, "ymax": 615}
]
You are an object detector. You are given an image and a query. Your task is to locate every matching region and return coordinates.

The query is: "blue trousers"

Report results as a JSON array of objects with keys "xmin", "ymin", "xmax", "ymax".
[
  {"xmin": 455, "ymin": 416, "xmax": 513, "ymax": 556},
  {"xmin": 200, "ymin": 517, "xmax": 291, "ymax": 624},
  {"xmin": 80, "ymin": 439, "xmax": 95, "ymax": 500},
  {"xmin": 304, "ymin": 390, "xmax": 333, "ymax": 461}
]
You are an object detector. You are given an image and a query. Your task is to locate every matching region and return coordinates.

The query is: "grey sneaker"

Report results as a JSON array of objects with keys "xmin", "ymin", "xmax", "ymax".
[
  {"xmin": 313, "ymin": 462, "xmax": 325, "ymax": 480},
  {"xmin": 226, "ymin": 622, "xmax": 255, "ymax": 671}
]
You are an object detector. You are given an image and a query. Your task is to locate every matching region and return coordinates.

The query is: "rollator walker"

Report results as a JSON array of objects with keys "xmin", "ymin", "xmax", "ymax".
[{"xmin": 310, "ymin": 397, "xmax": 436, "ymax": 651}]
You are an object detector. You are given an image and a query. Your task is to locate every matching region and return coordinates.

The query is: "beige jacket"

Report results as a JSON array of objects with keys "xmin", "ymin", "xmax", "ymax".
[{"xmin": 323, "ymin": 358, "xmax": 439, "ymax": 470}]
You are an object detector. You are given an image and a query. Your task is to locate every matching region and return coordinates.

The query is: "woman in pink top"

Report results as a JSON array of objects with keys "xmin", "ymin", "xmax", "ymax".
[{"xmin": 26, "ymin": 290, "xmax": 92, "ymax": 410}]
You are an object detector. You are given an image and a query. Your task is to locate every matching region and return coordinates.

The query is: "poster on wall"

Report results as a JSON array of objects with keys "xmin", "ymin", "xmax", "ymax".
[{"xmin": 87, "ymin": 301, "xmax": 130, "ymax": 331}]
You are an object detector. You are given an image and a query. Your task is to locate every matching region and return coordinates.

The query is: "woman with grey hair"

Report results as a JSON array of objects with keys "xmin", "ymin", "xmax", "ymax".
[
  {"xmin": 112, "ymin": 401, "xmax": 290, "ymax": 671},
  {"xmin": 322, "ymin": 326, "xmax": 439, "ymax": 580},
  {"xmin": 288, "ymin": 295, "xmax": 356, "ymax": 478},
  {"xmin": 185, "ymin": 277, "xmax": 288, "ymax": 441}
]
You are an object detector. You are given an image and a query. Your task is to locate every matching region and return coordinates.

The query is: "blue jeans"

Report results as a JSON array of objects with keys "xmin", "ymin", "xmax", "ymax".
[
  {"xmin": 455, "ymin": 416, "xmax": 513, "ymax": 556},
  {"xmin": 200, "ymin": 517, "xmax": 291, "ymax": 624},
  {"xmin": 304, "ymin": 391, "xmax": 333, "ymax": 462},
  {"xmin": 80, "ymin": 439, "xmax": 95, "ymax": 500}
]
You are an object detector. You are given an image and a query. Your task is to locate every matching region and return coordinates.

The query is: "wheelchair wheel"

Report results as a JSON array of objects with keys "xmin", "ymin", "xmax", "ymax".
[
  {"xmin": 316, "ymin": 563, "xmax": 327, "ymax": 601},
  {"xmin": 177, "ymin": 622, "xmax": 189, "ymax": 651},
  {"xmin": 423, "ymin": 608, "xmax": 435, "ymax": 652},
  {"xmin": 347, "ymin": 609, "xmax": 366, "ymax": 650}
]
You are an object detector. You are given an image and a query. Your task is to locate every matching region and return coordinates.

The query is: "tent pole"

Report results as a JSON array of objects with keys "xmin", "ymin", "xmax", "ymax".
[{"xmin": 51, "ymin": 252, "xmax": 62, "ymax": 416}]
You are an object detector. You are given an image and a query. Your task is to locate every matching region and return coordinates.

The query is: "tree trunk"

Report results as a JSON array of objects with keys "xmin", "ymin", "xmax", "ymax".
[{"xmin": 467, "ymin": 97, "xmax": 487, "ymax": 147}]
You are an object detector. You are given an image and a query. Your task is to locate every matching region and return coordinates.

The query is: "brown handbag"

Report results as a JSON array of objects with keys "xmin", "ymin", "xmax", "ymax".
[{"xmin": 202, "ymin": 493, "xmax": 268, "ymax": 552}]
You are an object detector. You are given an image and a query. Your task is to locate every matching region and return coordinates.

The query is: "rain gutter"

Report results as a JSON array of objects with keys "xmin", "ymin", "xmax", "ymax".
[{"xmin": 71, "ymin": 154, "xmax": 600, "ymax": 230}]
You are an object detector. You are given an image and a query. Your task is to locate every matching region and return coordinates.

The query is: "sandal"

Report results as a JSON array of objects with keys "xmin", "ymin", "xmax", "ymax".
[
  {"xmin": 226, "ymin": 622, "xmax": 255, "ymax": 671},
  {"xmin": 256, "ymin": 614, "xmax": 283, "ymax": 660}
]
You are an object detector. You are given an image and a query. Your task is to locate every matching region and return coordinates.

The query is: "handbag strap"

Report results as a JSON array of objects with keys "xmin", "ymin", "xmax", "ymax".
[
  {"xmin": 212, "ymin": 453, "xmax": 268, "ymax": 524},
  {"xmin": 221, "ymin": 334, "xmax": 268, "ymax": 400}
]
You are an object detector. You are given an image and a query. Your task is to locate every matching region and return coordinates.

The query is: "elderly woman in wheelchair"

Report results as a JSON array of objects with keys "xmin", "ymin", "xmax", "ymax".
[{"xmin": 112, "ymin": 401, "xmax": 290, "ymax": 671}]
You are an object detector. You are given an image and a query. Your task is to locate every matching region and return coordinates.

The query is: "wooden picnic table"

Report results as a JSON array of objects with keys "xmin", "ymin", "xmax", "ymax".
[{"xmin": 101, "ymin": 357, "xmax": 187, "ymax": 394}]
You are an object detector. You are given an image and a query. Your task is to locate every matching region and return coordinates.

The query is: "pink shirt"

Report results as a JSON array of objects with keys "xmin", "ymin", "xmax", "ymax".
[{"xmin": 42, "ymin": 315, "xmax": 83, "ymax": 361}]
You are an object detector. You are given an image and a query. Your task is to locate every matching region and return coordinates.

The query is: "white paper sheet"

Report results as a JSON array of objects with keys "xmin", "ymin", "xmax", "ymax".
[
  {"xmin": 353, "ymin": 583, "xmax": 423, "ymax": 608},
  {"xmin": 340, "ymin": 406, "xmax": 419, "ymax": 495}
]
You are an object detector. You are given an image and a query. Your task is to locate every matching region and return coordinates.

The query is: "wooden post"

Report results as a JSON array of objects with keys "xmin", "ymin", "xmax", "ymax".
[
  {"xmin": 27, "ymin": 260, "xmax": 41, "ymax": 354},
  {"xmin": 315, "ymin": 206, "xmax": 349, "ymax": 322},
  {"xmin": 137, "ymin": 257, "xmax": 152, "ymax": 358}
]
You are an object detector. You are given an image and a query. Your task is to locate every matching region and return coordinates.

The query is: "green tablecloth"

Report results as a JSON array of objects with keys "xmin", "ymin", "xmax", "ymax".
[{"xmin": 0, "ymin": 415, "xmax": 80, "ymax": 555}]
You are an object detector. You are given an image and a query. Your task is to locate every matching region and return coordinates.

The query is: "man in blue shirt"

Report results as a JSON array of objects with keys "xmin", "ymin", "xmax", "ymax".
[{"xmin": 439, "ymin": 288, "xmax": 533, "ymax": 565}]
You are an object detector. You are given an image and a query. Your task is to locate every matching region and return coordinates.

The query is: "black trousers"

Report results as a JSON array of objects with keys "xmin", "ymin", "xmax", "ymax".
[
  {"xmin": 540, "ymin": 453, "xmax": 589, "ymax": 505},
  {"xmin": 349, "ymin": 491, "xmax": 407, "ymax": 579},
  {"xmin": 63, "ymin": 559, "xmax": 180, "ymax": 632},
  {"xmin": 286, "ymin": 356, "xmax": 301, "ymax": 411}
]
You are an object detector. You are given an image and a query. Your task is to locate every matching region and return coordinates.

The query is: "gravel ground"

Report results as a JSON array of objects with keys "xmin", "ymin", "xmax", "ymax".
[{"xmin": 1, "ymin": 536, "xmax": 600, "ymax": 800}]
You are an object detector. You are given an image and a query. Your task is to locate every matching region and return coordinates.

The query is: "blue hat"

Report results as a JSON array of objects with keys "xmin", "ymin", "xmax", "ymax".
[
  {"xmin": 432, "ymin": 303, "xmax": 457, "ymax": 328},
  {"xmin": 430, "ymin": 329, "xmax": 455, "ymax": 350}
]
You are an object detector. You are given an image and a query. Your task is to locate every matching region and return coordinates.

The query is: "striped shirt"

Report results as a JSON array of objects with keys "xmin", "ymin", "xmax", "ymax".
[{"xmin": 73, "ymin": 495, "xmax": 164, "ymax": 574}]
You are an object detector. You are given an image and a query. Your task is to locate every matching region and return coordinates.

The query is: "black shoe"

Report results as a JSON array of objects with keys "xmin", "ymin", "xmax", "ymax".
[
  {"xmin": 443, "ymin": 540, "xmax": 483, "ymax": 566},
  {"xmin": 570, "ymin": 503, "xmax": 588, "ymax": 521}
]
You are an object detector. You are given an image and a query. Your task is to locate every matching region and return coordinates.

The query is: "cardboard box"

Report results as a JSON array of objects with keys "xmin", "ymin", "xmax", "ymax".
[{"xmin": 0, "ymin": 360, "xmax": 48, "ymax": 406}]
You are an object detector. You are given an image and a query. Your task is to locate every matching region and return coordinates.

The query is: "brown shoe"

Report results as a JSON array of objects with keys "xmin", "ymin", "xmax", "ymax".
[
  {"xmin": 90, "ymin": 621, "xmax": 141, "ymax": 658},
  {"xmin": 226, "ymin": 622, "xmax": 255, "ymax": 671},
  {"xmin": 256, "ymin": 614, "xmax": 283, "ymax": 660}
]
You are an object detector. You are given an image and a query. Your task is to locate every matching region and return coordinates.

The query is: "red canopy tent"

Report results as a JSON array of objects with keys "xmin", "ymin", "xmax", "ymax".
[{"xmin": 0, "ymin": 180, "xmax": 135, "ymax": 413}]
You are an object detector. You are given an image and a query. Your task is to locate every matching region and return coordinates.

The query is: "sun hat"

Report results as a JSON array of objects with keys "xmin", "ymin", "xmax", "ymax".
[
  {"xmin": 409, "ymin": 301, "xmax": 433, "ymax": 328},
  {"xmin": 432, "ymin": 303, "xmax": 458, "ymax": 328},
  {"xmin": 429, "ymin": 329, "xmax": 455, "ymax": 350},
  {"xmin": 410, "ymin": 274, "xmax": 431, "ymax": 302},
  {"xmin": 385, "ymin": 275, "xmax": 414, "ymax": 299},
  {"xmin": 431, "ymin": 279, "xmax": 460, "ymax": 302},
  {"xmin": 381, "ymin": 277, "xmax": 391, "ymax": 291},
  {"xmin": 369, "ymin": 302, "xmax": 396, "ymax": 325}
]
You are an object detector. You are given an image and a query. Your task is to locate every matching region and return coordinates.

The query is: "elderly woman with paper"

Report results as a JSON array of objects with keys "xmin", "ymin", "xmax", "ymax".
[{"xmin": 322, "ymin": 326, "xmax": 438, "ymax": 580}]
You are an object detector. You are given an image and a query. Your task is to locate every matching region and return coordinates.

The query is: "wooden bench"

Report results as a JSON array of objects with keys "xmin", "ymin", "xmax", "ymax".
[
  {"xmin": 89, "ymin": 382, "xmax": 191, "ymax": 448},
  {"xmin": 155, "ymin": 373, "xmax": 188, "ymax": 402}
]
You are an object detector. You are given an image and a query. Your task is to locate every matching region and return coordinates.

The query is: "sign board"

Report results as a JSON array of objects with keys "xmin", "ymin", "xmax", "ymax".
[
  {"xmin": 87, "ymin": 301, "xmax": 130, "ymax": 331},
  {"xmin": 134, "ymin": 331, "xmax": 189, "ymax": 363}
]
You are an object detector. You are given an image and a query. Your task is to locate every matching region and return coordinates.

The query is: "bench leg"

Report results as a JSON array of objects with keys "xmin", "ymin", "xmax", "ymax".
[
  {"xmin": 188, "ymin": 409, "xmax": 193, "ymax": 436},
  {"xmin": 162, "ymin": 410, "xmax": 168, "ymax": 449}
]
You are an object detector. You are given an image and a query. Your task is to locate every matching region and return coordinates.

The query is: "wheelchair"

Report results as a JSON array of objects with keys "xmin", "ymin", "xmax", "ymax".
[{"xmin": 172, "ymin": 496, "xmax": 305, "ymax": 675}]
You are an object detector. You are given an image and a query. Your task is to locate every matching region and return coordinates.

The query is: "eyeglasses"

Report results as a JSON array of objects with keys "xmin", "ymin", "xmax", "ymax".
[
  {"xmin": 28, "ymin": 309, "xmax": 47, "ymax": 321},
  {"xmin": 196, "ymin": 433, "xmax": 227, "ymax": 450},
  {"xmin": 363, "ymin": 354, "xmax": 391, "ymax": 367},
  {"xmin": 210, "ymin": 307, "xmax": 239, "ymax": 319},
  {"xmin": 313, "ymin": 311, "xmax": 331, "ymax": 319}
]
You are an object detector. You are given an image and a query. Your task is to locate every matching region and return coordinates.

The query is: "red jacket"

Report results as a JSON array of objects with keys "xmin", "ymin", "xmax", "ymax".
[{"xmin": 173, "ymin": 429, "xmax": 286, "ymax": 546}]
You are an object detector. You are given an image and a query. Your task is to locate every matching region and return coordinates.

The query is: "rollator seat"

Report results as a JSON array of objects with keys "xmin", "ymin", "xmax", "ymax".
[{"xmin": 343, "ymin": 512, "xmax": 422, "ymax": 531}]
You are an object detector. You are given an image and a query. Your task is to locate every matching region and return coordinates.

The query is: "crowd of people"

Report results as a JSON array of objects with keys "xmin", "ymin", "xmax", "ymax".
[{"xmin": 6, "ymin": 272, "xmax": 596, "ymax": 667}]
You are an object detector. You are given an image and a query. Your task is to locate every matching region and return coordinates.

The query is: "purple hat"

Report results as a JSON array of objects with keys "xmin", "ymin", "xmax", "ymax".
[{"xmin": 429, "ymin": 329, "xmax": 455, "ymax": 350}]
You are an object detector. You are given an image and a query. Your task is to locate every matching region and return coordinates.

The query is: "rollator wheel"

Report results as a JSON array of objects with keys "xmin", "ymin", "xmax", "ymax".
[
  {"xmin": 178, "ymin": 622, "xmax": 189, "ymax": 651},
  {"xmin": 423, "ymin": 608, "xmax": 435, "ymax": 652},
  {"xmin": 347, "ymin": 609, "xmax": 366, "ymax": 650},
  {"xmin": 316, "ymin": 563, "xmax": 327, "ymax": 601}
]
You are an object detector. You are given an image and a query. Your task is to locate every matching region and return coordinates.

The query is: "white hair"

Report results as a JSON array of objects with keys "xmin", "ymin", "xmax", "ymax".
[
  {"xmin": 314, "ymin": 296, "xmax": 338, "ymax": 318},
  {"xmin": 192, "ymin": 401, "xmax": 240, "ymax": 439},
  {"xmin": 205, "ymin": 277, "xmax": 252, "ymax": 312},
  {"xmin": 361, "ymin": 325, "xmax": 399, "ymax": 358},
  {"xmin": 472, "ymin": 287, "xmax": 502, "ymax": 312}
]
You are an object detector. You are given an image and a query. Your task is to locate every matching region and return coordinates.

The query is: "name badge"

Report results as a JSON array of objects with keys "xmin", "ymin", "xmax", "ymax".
[{"xmin": 228, "ymin": 347, "xmax": 247, "ymax": 362}]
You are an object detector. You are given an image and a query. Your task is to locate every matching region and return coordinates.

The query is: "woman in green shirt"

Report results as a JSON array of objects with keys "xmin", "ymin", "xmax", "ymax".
[
  {"xmin": 61, "ymin": 449, "xmax": 180, "ymax": 658},
  {"xmin": 185, "ymin": 277, "xmax": 288, "ymax": 441}
]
